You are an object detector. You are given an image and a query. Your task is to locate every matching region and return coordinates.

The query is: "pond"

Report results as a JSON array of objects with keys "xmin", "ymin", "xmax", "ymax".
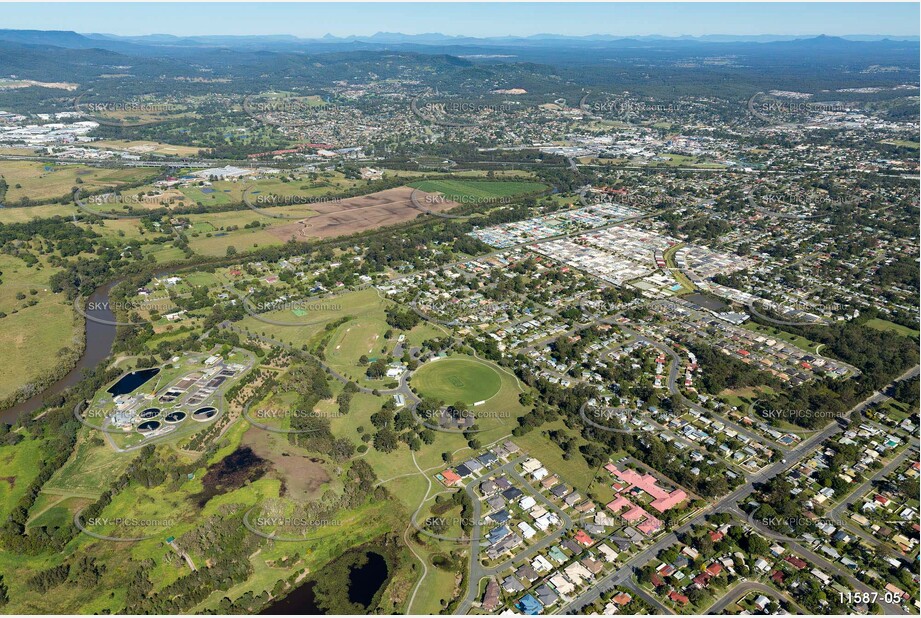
[
  {"xmin": 107, "ymin": 367, "xmax": 160, "ymax": 396},
  {"xmin": 261, "ymin": 581, "xmax": 323, "ymax": 615},
  {"xmin": 685, "ymin": 293, "xmax": 728, "ymax": 312},
  {"xmin": 347, "ymin": 551, "xmax": 388, "ymax": 608},
  {"xmin": 261, "ymin": 551, "xmax": 390, "ymax": 615}
]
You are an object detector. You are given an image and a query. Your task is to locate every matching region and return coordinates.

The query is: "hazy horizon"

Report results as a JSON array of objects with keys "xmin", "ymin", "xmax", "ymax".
[{"xmin": 1, "ymin": 2, "xmax": 918, "ymax": 38}]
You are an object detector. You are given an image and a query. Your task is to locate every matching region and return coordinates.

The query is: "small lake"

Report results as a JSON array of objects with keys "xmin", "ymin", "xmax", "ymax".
[
  {"xmin": 348, "ymin": 551, "xmax": 388, "ymax": 608},
  {"xmin": 261, "ymin": 581, "xmax": 323, "ymax": 615},
  {"xmin": 107, "ymin": 367, "xmax": 160, "ymax": 396},
  {"xmin": 261, "ymin": 551, "xmax": 389, "ymax": 615}
]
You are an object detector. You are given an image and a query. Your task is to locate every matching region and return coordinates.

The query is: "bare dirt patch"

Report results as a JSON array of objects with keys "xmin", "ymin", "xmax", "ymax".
[
  {"xmin": 242, "ymin": 427, "xmax": 332, "ymax": 501},
  {"xmin": 267, "ymin": 187, "xmax": 460, "ymax": 241}
]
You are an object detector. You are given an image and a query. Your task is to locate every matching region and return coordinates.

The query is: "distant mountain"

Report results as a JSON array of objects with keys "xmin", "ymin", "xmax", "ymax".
[
  {"xmin": 0, "ymin": 29, "xmax": 103, "ymax": 48},
  {"xmin": 2, "ymin": 29, "xmax": 915, "ymax": 54},
  {"xmin": 0, "ymin": 29, "xmax": 915, "ymax": 92}
]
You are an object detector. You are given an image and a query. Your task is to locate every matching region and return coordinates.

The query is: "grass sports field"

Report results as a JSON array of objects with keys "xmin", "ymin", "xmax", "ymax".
[
  {"xmin": 237, "ymin": 287, "xmax": 388, "ymax": 350},
  {"xmin": 410, "ymin": 355, "xmax": 502, "ymax": 405}
]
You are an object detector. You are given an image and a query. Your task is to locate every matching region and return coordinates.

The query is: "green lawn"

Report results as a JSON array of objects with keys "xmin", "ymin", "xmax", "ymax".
[
  {"xmin": 410, "ymin": 356, "xmax": 502, "ymax": 405},
  {"xmin": 663, "ymin": 242, "xmax": 695, "ymax": 294},
  {"xmin": 653, "ymin": 153, "xmax": 726, "ymax": 169},
  {"xmin": 325, "ymin": 317, "xmax": 392, "ymax": 386},
  {"xmin": 880, "ymin": 140, "xmax": 920, "ymax": 150},
  {"xmin": 741, "ymin": 321, "xmax": 822, "ymax": 353},
  {"xmin": 0, "ymin": 433, "xmax": 45, "ymax": 520},
  {"xmin": 515, "ymin": 420, "xmax": 598, "ymax": 492},
  {"xmin": 43, "ymin": 429, "xmax": 137, "ymax": 497},
  {"xmin": 0, "ymin": 203, "xmax": 75, "ymax": 223},
  {"xmin": 237, "ymin": 288, "xmax": 391, "ymax": 352},
  {"xmin": 27, "ymin": 495, "xmax": 91, "ymax": 530},
  {"xmin": 864, "ymin": 318, "xmax": 920, "ymax": 339},
  {"xmin": 0, "ymin": 160, "xmax": 156, "ymax": 203},
  {"xmin": 0, "ymin": 254, "xmax": 82, "ymax": 401},
  {"xmin": 408, "ymin": 179, "xmax": 546, "ymax": 202}
]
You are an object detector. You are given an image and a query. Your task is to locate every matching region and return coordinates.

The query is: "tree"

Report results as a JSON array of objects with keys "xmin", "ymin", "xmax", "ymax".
[
  {"xmin": 745, "ymin": 533, "xmax": 770, "ymax": 557},
  {"xmin": 366, "ymin": 358, "xmax": 388, "ymax": 378},
  {"xmin": 373, "ymin": 429, "xmax": 399, "ymax": 453}
]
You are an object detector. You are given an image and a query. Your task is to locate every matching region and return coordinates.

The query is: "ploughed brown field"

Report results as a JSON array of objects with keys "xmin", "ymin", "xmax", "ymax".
[{"xmin": 267, "ymin": 186, "xmax": 461, "ymax": 240}]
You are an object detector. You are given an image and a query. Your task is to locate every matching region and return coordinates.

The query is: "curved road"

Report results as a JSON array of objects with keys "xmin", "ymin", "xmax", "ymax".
[
  {"xmin": 705, "ymin": 581, "xmax": 805, "ymax": 615},
  {"xmin": 555, "ymin": 366, "xmax": 918, "ymax": 615},
  {"xmin": 456, "ymin": 458, "xmax": 575, "ymax": 614}
]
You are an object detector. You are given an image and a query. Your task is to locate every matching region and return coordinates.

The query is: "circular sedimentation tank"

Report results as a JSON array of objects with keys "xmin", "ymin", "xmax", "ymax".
[
  {"xmin": 193, "ymin": 406, "xmax": 218, "ymax": 421},
  {"xmin": 164, "ymin": 411, "xmax": 186, "ymax": 424},
  {"xmin": 137, "ymin": 420, "xmax": 161, "ymax": 433},
  {"xmin": 139, "ymin": 407, "xmax": 161, "ymax": 419}
]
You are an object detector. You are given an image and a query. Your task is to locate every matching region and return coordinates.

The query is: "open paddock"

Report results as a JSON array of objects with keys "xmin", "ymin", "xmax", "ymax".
[
  {"xmin": 267, "ymin": 186, "xmax": 460, "ymax": 241},
  {"xmin": 0, "ymin": 161, "xmax": 156, "ymax": 204}
]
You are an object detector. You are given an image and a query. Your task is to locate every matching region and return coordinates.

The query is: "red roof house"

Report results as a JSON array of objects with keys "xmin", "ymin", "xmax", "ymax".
[
  {"xmin": 784, "ymin": 556, "xmax": 807, "ymax": 570},
  {"xmin": 613, "ymin": 593, "xmax": 632, "ymax": 606},
  {"xmin": 574, "ymin": 530, "xmax": 594, "ymax": 547}
]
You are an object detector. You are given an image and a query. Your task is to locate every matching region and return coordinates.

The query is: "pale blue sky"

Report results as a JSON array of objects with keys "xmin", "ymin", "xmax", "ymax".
[{"xmin": 2, "ymin": 3, "xmax": 918, "ymax": 38}]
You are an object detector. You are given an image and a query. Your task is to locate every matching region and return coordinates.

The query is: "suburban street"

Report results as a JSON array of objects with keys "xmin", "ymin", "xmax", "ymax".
[
  {"xmin": 553, "ymin": 365, "xmax": 919, "ymax": 615},
  {"xmin": 456, "ymin": 460, "xmax": 576, "ymax": 614},
  {"xmin": 827, "ymin": 444, "xmax": 920, "ymax": 550},
  {"xmin": 704, "ymin": 580, "xmax": 805, "ymax": 615}
]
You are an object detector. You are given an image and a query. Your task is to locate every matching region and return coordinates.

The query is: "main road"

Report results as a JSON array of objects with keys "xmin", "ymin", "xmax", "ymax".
[{"xmin": 554, "ymin": 366, "xmax": 918, "ymax": 615}]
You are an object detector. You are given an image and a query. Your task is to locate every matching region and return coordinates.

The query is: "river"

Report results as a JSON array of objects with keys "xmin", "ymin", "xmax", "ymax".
[{"xmin": 0, "ymin": 281, "xmax": 118, "ymax": 424}]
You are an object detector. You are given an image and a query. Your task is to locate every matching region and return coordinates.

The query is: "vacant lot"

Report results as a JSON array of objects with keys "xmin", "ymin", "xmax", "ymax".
[
  {"xmin": 241, "ymin": 427, "xmax": 332, "ymax": 502},
  {"xmin": 0, "ymin": 434, "xmax": 44, "ymax": 520},
  {"xmin": 87, "ymin": 139, "xmax": 203, "ymax": 157},
  {"xmin": 0, "ymin": 254, "xmax": 82, "ymax": 401},
  {"xmin": 864, "ymin": 317, "xmax": 920, "ymax": 339},
  {"xmin": 0, "ymin": 203, "xmax": 74, "ymax": 223},
  {"xmin": 741, "ymin": 321, "xmax": 822, "ymax": 354},
  {"xmin": 0, "ymin": 161, "xmax": 155, "ymax": 204},
  {"xmin": 268, "ymin": 186, "xmax": 458, "ymax": 241}
]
